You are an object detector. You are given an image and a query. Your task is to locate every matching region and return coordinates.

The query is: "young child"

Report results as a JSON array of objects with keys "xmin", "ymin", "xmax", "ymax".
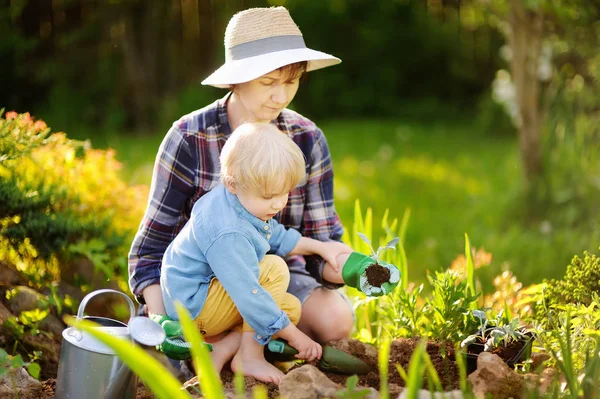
[{"xmin": 159, "ymin": 122, "xmax": 348, "ymax": 385}]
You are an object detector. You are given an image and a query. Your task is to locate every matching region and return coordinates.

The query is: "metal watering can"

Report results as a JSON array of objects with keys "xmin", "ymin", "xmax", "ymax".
[{"xmin": 55, "ymin": 289, "xmax": 166, "ymax": 399}]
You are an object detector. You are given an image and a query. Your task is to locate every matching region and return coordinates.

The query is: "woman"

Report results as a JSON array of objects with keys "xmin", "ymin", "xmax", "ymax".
[{"xmin": 128, "ymin": 6, "xmax": 354, "ymax": 364}]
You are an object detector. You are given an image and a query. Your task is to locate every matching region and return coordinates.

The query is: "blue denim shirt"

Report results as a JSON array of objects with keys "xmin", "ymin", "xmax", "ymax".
[{"xmin": 160, "ymin": 183, "xmax": 302, "ymax": 344}]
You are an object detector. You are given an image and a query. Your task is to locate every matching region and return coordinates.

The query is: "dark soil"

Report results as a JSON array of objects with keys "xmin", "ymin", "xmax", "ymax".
[
  {"xmin": 1, "ymin": 322, "xmax": 459, "ymax": 399},
  {"xmin": 365, "ymin": 263, "xmax": 390, "ymax": 287},
  {"xmin": 317, "ymin": 338, "xmax": 460, "ymax": 392}
]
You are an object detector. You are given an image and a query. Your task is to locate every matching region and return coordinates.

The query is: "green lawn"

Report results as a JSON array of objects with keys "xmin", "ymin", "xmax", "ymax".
[{"xmin": 90, "ymin": 119, "xmax": 597, "ymax": 289}]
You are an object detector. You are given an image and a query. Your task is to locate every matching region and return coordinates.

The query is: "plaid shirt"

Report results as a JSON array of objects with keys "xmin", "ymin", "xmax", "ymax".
[{"xmin": 128, "ymin": 93, "xmax": 344, "ymax": 303}]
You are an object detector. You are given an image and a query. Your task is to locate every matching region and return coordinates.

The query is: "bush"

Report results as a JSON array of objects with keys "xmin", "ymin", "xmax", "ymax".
[
  {"xmin": 543, "ymin": 250, "xmax": 600, "ymax": 308},
  {"xmin": 0, "ymin": 110, "xmax": 148, "ymax": 286}
]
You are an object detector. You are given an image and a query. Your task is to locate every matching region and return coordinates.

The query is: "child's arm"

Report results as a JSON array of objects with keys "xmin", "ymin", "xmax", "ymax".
[
  {"xmin": 269, "ymin": 220, "xmax": 352, "ymax": 284},
  {"xmin": 276, "ymin": 322, "xmax": 322, "ymax": 361},
  {"xmin": 288, "ymin": 237, "xmax": 350, "ymax": 272}
]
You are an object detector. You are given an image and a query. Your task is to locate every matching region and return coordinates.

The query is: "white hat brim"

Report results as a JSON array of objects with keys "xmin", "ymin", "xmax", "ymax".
[{"xmin": 201, "ymin": 48, "xmax": 341, "ymax": 88}]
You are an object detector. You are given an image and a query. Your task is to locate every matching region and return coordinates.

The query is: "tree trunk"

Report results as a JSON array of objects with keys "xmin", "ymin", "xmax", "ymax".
[{"xmin": 507, "ymin": 0, "xmax": 544, "ymax": 194}]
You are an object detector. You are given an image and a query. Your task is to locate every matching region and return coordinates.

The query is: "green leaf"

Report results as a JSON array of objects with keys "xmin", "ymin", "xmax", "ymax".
[
  {"xmin": 10, "ymin": 354, "xmax": 24, "ymax": 368},
  {"xmin": 67, "ymin": 316, "xmax": 190, "ymax": 399},
  {"xmin": 176, "ymin": 302, "xmax": 225, "ymax": 399},
  {"xmin": 27, "ymin": 362, "xmax": 40, "ymax": 379},
  {"xmin": 378, "ymin": 338, "xmax": 391, "ymax": 399},
  {"xmin": 464, "ymin": 233, "xmax": 476, "ymax": 300},
  {"xmin": 405, "ymin": 340, "xmax": 426, "ymax": 399}
]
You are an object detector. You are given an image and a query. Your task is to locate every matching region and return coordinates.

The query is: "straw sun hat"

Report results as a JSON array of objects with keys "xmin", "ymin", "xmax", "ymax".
[{"xmin": 202, "ymin": 7, "xmax": 341, "ymax": 88}]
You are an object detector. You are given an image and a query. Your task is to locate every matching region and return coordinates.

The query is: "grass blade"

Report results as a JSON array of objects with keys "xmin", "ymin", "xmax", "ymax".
[
  {"xmin": 176, "ymin": 302, "xmax": 225, "ymax": 399},
  {"xmin": 398, "ymin": 208, "xmax": 411, "ymax": 245},
  {"xmin": 405, "ymin": 340, "xmax": 426, "ymax": 399},
  {"xmin": 464, "ymin": 233, "xmax": 476, "ymax": 300},
  {"xmin": 378, "ymin": 338, "xmax": 391, "ymax": 399}
]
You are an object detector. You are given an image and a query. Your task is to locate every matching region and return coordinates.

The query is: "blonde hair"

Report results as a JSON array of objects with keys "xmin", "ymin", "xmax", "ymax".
[{"xmin": 220, "ymin": 123, "xmax": 306, "ymax": 195}]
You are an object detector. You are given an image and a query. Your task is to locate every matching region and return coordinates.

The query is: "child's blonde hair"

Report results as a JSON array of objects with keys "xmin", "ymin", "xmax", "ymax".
[{"xmin": 220, "ymin": 123, "xmax": 306, "ymax": 195}]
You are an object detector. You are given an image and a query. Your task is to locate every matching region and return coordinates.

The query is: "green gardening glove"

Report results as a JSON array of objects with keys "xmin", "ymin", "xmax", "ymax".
[
  {"xmin": 149, "ymin": 314, "xmax": 213, "ymax": 360},
  {"xmin": 341, "ymin": 252, "xmax": 401, "ymax": 297}
]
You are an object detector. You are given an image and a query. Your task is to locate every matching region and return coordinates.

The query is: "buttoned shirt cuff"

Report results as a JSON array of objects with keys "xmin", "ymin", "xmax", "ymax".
[
  {"xmin": 254, "ymin": 312, "xmax": 291, "ymax": 345},
  {"xmin": 274, "ymin": 228, "xmax": 302, "ymax": 258}
]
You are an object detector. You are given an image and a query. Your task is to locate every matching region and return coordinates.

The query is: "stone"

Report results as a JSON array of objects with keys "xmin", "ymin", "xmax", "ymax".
[
  {"xmin": 39, "ymin": 314, "xmax": 65, "ymax": 341},
  {"xmin": 0, "ymin": 366, "xmax": 43, "ymax": 399},
  {"xmin": 0, "ymin": 261, "xmax": 25, "ymax": 286},
  {"xmin": 467, "ymin": 352, "xmax": 525, "ymax": 399},
  {"xmin": 524, "ymin": 367, "xmax": 558, "ymax": 396},
  {"xmin": 0, "ymin": 302, "xmax": 13, "ymax": 324},
  {"xmin": 7, "ymin": 286, "xmax": 45, "ymax": 315},
  {"xmin": 279, "ymin": 365, "xmax": 341, "ymax": 399}
]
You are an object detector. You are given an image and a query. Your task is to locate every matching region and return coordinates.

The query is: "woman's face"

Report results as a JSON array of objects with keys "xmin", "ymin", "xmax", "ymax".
[{"xmin": 232, "ymin": 69, "xmax": 301, "ymax": 122}]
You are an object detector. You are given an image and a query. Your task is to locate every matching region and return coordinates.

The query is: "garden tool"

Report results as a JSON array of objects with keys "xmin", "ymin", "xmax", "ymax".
[
  {"xmin": 149, "ymin": 314, "xmax": 213, "ymax": 360},
  {"xmin": 342, "ymin": 251, "xmax": 401, "ymax": 296},
  {"xmin": 266, "ymin": 339, "xmax": 373, "ymax": 375}
]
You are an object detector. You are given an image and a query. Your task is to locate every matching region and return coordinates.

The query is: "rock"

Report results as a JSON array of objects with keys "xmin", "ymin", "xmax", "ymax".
[
  {"xmin": 467, "ymin": 352, "xmax": 525, "ymax": 399},
  {"xmin": 524, "ymin": 367, "xmax": 558, "ymax": 396},
  {"xmin": 39, "ymin": 314, "xmax": 65, "ymax": 341},
  {"xmin": 0, "ymin": 302, "xmax": 13, "ymax": 324},
  {"xmin": 389, "ymin": 383, "xmax": 403, "ymax": 398},
  {"xmin": 0, "ymin": 366, "xmax": 43, "ymax": 399},
  {"xmin": 279, "ymin": 365, "xmax": 341, "ymax": 399},
  {"xmin": 7, "ymin": 286, "xmax": 46, "ymax": 314},
  {"xmin": 396, "ymin": 388, "xmax": 463, "ymax": 398},
  {"xmin": 362, "ymin": 387, "xmax": 380, "ymax": 399},
  {"xmin": 0, "ymin": 261, "xmax": 25, "ymax": 286}
]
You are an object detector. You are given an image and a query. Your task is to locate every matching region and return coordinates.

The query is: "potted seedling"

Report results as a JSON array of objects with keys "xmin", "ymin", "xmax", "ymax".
[
  {"xmin": 341, "ymin": 234, "xmax": 401, "ymax": 297},
  {"xmin": 460, "ymin": 310, "xmax": 534, "ymax": 373}
]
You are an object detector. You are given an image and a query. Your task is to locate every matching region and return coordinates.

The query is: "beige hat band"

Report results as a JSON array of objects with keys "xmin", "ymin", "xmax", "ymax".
[{"xmin": 226, "ymin": 35, "xmax": 306, "ymax": 61}]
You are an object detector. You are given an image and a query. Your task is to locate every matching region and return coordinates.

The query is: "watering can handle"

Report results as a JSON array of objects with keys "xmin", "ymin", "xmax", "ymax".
[{"xmin": 76, "ymin": 289, "xmax": 136, "ymax": 322}]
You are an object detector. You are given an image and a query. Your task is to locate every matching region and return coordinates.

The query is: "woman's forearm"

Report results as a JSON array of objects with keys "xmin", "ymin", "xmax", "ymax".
[{"xmin": 142, "ymin": 284, "xmax": 167, "ymax": 315}]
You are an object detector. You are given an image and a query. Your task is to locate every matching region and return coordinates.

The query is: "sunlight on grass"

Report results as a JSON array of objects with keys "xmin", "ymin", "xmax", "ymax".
[{"xmin": 89, "ymin": 118, "xmax": 597, "ymax": 287}]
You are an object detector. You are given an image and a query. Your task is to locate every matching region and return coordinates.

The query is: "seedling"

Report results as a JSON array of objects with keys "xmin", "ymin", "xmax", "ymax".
[
  {"xmin": 461, "ymin": 311, "xmax": 529, "ymax": 352},
  {"xmin": 357, "ymin": 233, "xmax": 400, "ymax": 288}
]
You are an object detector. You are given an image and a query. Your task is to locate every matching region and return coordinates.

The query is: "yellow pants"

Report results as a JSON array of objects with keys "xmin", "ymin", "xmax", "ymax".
[{"xmin": 194, "ymin": 254, "xmax": 301, "ymax": 337}]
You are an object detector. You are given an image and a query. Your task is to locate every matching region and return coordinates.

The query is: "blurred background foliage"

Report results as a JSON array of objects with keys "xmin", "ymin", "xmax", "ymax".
[{"xmin": 1, "ymin": 0, "xmax": 598, "ymax": 291}]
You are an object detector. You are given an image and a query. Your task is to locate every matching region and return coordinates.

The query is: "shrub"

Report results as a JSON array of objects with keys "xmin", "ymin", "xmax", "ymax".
[
  {"xmin": 0, "ymin": 110, "xmax": 148, "ymax": 287},
  {"xmin": 543, "ymin": 250, "xmax": 600, "ymax": 308}
]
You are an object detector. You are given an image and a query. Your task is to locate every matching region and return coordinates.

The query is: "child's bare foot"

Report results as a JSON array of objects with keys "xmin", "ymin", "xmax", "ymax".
[
  {"xmin": 209, "ymin": 331, "xmax": 242, "ymax": 373},
  {"xmin": 231, "ymin": 351, "xmax": 285, "ymax": 385}
]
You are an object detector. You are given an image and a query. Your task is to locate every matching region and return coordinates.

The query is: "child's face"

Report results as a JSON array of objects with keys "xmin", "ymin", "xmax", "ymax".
[{"xmin": 235, "ymin": 188, "xmax": 290, "ymax": 222}]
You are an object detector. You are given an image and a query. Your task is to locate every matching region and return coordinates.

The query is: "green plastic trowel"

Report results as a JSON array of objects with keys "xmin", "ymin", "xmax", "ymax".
[{"xmin": 266, "ymin": 339, "xmax": 373, "ymax": 375}]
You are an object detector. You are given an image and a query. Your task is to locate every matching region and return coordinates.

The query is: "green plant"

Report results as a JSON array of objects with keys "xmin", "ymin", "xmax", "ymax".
[
  {"xmin": 541, "ymin": 311, "xmax": 600, "ymax": 399},
  {"xmin": 357, "ymin": 233, "xmax": 399, "ymax": 264},
  {"xmin": 0, "ymin": 348, "xmax": 41, "ymax": 391},
  {"xmin": 0, "ymin": 111, "xmax": 148, "ymax": 288},
  {"xmin": 334, "ymin": 375, "xmax": 371, "ymax": 399},
  {"xmin": 422, "ymin": 270, "xmax": 480, "ymax": 342},
  {"xmin": 543, "ymin": 250, "xmax": 600, "ymax": 308},
  {"xmin": 461, "ymin": 311, "xmax": 529, "ymax": 352}
]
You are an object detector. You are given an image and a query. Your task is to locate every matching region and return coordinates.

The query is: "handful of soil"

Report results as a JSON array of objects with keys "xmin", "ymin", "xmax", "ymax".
[{"xmin": 365, "ymin": 263, "xmax": 391, "ymax": 287}]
